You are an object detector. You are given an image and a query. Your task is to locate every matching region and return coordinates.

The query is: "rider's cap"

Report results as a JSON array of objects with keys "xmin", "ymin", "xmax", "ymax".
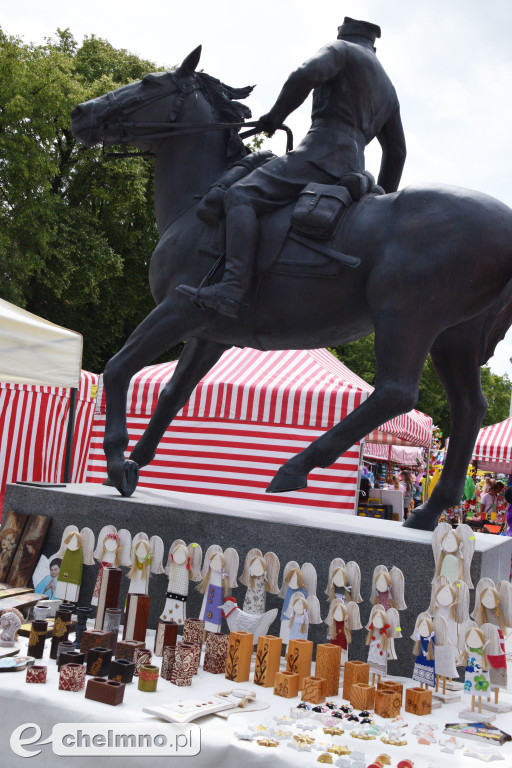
[{"xmin": 337, "ymin": 17, "xmax": 381, "ymax": 43}]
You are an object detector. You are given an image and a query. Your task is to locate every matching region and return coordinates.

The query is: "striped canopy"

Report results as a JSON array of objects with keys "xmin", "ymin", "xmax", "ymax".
[
  {"xmin": 96, "ymin": 346, "xmax": 432, "ymax": 447},
  {"xmin": 472, "ymin": 417, "xmax": 512, "ymax": 473}
]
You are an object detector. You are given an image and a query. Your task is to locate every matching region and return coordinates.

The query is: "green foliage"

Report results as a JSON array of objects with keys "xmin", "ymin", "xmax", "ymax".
[
  {"xmin": 331, "ymin": 337, "xmax": 511, "ymax": 440},
  {"xmin": 0, "ymin": 27, "xmax": 165, "ymax": 371}
]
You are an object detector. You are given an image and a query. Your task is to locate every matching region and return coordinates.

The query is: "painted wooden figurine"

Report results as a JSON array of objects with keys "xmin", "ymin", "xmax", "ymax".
[
  {"xmin": 283, "ymin": 591, "xmax": 322, "ymax": 649},
  {"xmin": 411, "ymin": 611, "xmax": 436, "ymax": 689},
  {"xmin": 324, "ymin": 597, "xmax": 362, "ymax": 664},
  {"xmin": 471, "ymin": 578, "xmax": 512, "ymax": 707},
  {"xmin": 54, "ymin": 525, "xmax": 95, "ymax": 603},
  {"xmin": 428, "ymin": 575, "xmax": 471, "ymax": 658},
  {"xmin": 239, "ymin": 549, "xmax": 280, "ymax": 615},
  {"xmin": 369, "ymin": 565, "xmax": 407, "ymax": 612},
  {"xmin": 91, "ymin": 526, "xmax": 132, "ymax": 606},
  {"xmin": 432, "ymin": 522, "xmax": 475, "ymax": 588},
  {"xmin": 324, "ymin": 558, "xmax": 362, "ymax": 604},
  {"xmin": 160, "ymin": 539, "xmax": 202, "ymax": 625},
  {"xmin": 127, "ymin": 532, "xmax": 165, "ymax": 595},
  {"xmin": 278, "ymin": 561, "xmax": 317, "ymax": 642},
  {"xmin": 365, "ymin": 604, "xmax": 401, "ymax": 683},
  {"xmin": 461, "ymin": 626, "xmax": 493, "ymax": 716},
  {"xmin": 197, "ymin": 545, "xmax": 239, "ymax": 633},
  {"xmin": 433, "ymin": 614, "xmax": 460, "ymax": 693}
]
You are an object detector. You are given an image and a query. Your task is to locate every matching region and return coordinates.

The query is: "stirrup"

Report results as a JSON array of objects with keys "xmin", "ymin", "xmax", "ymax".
[{"xmin": 176, "ymin": 284, "xmax": 242, "ymax": 319}]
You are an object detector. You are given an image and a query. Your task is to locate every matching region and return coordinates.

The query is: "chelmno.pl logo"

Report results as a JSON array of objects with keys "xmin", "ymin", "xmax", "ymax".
[{"xmin": 10, "ymin": 723, "xmax": 201, "ymax": 757}]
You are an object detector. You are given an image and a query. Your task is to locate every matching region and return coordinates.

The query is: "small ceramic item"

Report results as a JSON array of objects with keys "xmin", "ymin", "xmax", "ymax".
[
  {"xmin": 26, "ymin": 665, "xmax": 47, "ymax": 683},
  {"xmin": 85, "ymin": 677, "xmax": 125, "ymax": 705},
  {"xmin": 138, "ymin": 664, "xmax": 159, "ymax": 692},
  {"xmin": 59, "ymin": 663, "xmax": 86, "ymax": 692},
  {"xmin": 109, "ymin": 658, "xmax": 135, "ymax": 684},
  {"xmin": 0, "ymin": 608, "xmax": 23, "ymax": 647},
  {"xmin": 222, "ymin": 596, "xmax": 278, "ymax": 643},
  {"xmin": 28, "ymin": 619, "xmax": 48, "ymax": 659}
]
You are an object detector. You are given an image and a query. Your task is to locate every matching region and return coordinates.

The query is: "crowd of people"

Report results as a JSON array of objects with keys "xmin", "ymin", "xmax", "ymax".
[{"xmin": 460, "ymin": 470, "xmax": 512, "ymax": 533}]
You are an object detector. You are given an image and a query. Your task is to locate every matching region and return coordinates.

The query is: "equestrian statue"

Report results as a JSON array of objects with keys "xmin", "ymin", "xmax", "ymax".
[{"xmin": 71, "ymin": 18, "xmax": 512, "ymax": 531}]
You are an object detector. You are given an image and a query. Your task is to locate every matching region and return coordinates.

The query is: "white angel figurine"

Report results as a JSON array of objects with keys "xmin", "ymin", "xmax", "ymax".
[
  {"xmin": 471, "ymin": 578, "xmax": 512, "ymax": 700},
  {"xmin": 284, "ymin": 592, "xmax": 322, "ymax": 649},
  {"xmin": 54, "ymin": 525, "xmax": 95, "ymax": 603},
  {"xmin": 365, "ymin": 604, "xmax": 401, "ymax": 682},
  {"xmin": 433, "ymin": 614, "xmax": 460, "ymax": 690},
  {"xmin": 197, "ymin": 545, "xmax": 239, "ymax": 633},
  {"xmin": 410, "ymin": 611, "xmax": 436, "ymax": 689},
  {"xmin": 239, "ymin": 549, "xmax": 280, "ymax": 615},
  {"xmin": 160, "ymin": 539, "xmax": 202, "ymax": 625},
  {"xmin": 428, "ymin": 574, "xmax": 471, "ymax": 657},
  {"xmin": 325, "ymin": 558, "xmax": 362, "ymax": 604},
  {"xmin": 432, "ymin": 522, "xmax": 475, "ymax": 588},
  {"xmin": 369, "ymin": 565, "xmax": 407, "ymax": 612},
  {"xmin": 91, "ymin": 525, "xmax": 132, "ymax": 605},
  {"xmin": 324, "ymin": 597, "xmax": 362, "ymax": 664},
  {"xmin": 278, "ymin": 561, "xmax": 317, "ymax": 642},
  {"xmin": 127, "ymin": 532, "xmax": 165, "ymax": 595}
]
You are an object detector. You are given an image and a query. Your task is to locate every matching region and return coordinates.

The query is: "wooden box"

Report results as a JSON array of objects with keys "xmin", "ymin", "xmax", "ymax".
[
  {"xmin": 273, "ymin": 671, "xmax": 300, "ymax": 698},
  {"xmin": 379, "ymin": 680, "xmax": 403, "ymax": 706},
  {"xmin": 350, "ymin": 682, "xmax": 376, "ymax": 710},
  {"xmin": 85, "ymin": 677, "xmax": 125, "ymax": 706},
  {"xmin": 405, "ymin": 686, "xmax": 432, "ymax": 716},
  {"xmin": 315, "ymin": 643, "xmax": 342, "ymax": 696},
  {"xmin": 342, "ymin": 660, "xmax": 370, "ymax": 700},
  {"xmin": 375, "ymin": 687, "xmax": 402, "ymax": 718},
  {"xmin": 254, "ymin": 635, "xmax": 282, "ymax": 687},
  {"xmin": 80, "ymin": 629, "xmax": 110, "ymax": 660},
  {"xmin": 286, "ymin": 638, "xmax": 313, "ymax": 689},
  {"xmin": 203, "ymin": 632, "xmax": 230, "ymax": 674},
  {"xmin": 225, "ymin": 631, "xmax": 253, "ymax": 682},
  {"xmin": 302, "ymin": 676, "xmax": 327, "ymax": 704}
]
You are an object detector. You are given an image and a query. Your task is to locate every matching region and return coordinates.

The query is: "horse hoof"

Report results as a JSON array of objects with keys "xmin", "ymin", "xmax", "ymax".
[
  {"xmin": 108, "ymin": 460, "xmax": 139, "ymax": 497},
  {"xmin": 102, "ymin": 477, "xmax": 113, "ymax": 487},
  {"xmin": 266, "ymin": 466, "xmax": 308, "ymax": 493},
  {"xmin": 402, "ymin": 509, "xmax": 439, "ymax": 531}
]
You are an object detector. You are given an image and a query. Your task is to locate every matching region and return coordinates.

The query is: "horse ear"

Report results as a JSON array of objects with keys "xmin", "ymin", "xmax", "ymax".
[{"xmin": 176, "ymin": 45, "xmax": 202, "ymax": 77}]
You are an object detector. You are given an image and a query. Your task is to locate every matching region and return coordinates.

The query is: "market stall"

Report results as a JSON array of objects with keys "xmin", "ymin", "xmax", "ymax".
[{"xmin": 471, "ymin": 417, "xmax": 512, "ymax": 474}]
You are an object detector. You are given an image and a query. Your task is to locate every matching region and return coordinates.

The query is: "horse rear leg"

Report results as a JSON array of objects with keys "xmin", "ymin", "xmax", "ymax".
[
  {"xmin": 102, "ymin": 299, "xmax": 199, "ymax": 496},
  {"xmin": 404, "ymin": 318, "xmax": 488, "ymax": 530},
  {"xmin": 267, "ymin": 319, "xmax": 437, "ymax": 498},
  {"xmin": 129, "ymin": 337, "xmax": 228, "ymax": 469}
]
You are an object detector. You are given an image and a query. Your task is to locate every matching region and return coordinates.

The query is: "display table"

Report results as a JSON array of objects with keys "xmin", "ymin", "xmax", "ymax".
[{"xmin": 2, "ymin": 629, "xmax": 512, "ymax": 768}]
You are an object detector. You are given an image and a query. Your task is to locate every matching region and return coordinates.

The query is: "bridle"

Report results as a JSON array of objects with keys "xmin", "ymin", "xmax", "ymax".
[{"xmin": 99, "ymin": 71, "xmax": 293, "ymax": 159}]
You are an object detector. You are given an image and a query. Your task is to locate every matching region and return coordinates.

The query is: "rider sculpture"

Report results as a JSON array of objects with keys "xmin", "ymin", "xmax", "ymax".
[{"xmin": 177, "ymin": 17, "xmax": 407, "ymax": 318}]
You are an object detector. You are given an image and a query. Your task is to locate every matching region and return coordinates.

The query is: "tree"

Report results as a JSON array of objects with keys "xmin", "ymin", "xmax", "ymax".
[
  {"xmin": 331, "ymin": 337, "xmax": 511, "ymax": 439},
  {"xmin": 0, "ymin": 28, "xmax": 164, "ymax": 371}
]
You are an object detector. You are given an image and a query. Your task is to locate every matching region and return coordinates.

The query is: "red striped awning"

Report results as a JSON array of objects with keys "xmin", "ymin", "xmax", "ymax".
[{"xmin": 472, "ymin": 417, "xmax": 512, "ymax": 473}]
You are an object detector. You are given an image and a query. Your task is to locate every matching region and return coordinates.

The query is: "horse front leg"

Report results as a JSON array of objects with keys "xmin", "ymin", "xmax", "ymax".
[{"xmin": 102, "ymin": 298, "xmax": 195, "ymax": 496}]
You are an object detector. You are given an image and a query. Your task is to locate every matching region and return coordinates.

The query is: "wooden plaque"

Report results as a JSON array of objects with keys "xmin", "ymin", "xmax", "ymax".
[
  {"xmin": 0, "ymin": 510, "xmax": 29, "ymax": 582},
  {"xmin": 122, "ymin": 593, "xmax": 150, "ymax": 642},
  {"xmin": 6, "ymin": 514, "xmax": 51, "ymax": 587}
]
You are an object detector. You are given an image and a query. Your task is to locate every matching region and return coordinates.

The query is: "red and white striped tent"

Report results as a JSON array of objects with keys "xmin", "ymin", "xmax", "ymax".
[
  {"xmin": 471, "ymin": 417, "xmax": 512, "ymax": 473},
  {"xmin": 86, "ymin": 348, "xmax": 431, "ymax": 513},
  {"xmin": 0, "ymin": 371, "xmax": 98, "ymax": 507}
]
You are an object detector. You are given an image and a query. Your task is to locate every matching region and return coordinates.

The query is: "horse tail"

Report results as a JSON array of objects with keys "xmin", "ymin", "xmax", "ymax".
[{"xmin": 479, "ymin": 276, "xmax": 512, "ymax": 366}]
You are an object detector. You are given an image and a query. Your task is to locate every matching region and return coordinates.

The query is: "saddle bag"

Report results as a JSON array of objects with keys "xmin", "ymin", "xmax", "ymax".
[{"xmin": 291, "ymin": 183, "xmax": 352, "ymax": 240}]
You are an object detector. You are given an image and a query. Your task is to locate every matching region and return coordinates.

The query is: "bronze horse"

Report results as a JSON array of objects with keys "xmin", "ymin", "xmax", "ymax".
[{"xmin": 71, "ymin": 48, "xmax": 512, "ymax": 530}]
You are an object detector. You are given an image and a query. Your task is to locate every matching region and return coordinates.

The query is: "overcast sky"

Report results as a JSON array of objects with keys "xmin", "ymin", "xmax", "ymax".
[{"xmin": 3, "ymin": 0, "xmax": 512, "ymax": 378}]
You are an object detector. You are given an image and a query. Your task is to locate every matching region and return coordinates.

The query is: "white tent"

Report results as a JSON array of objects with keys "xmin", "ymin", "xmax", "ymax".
[{"xmin": 0, "ymin": 298, "xmax": 82, "ymax": 388}]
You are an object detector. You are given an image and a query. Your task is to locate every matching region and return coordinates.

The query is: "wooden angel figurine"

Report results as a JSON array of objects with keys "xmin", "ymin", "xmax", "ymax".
[
  {"xmin": 324, "ymin": 597, "xmax": 362, "ymax": 664},
  {"xmin": 197, "ymin": 545, "xmax": 239, "ymax": 633},
  {"xmin": 91, "ymin": 525, "xmax": 132, "ymax": 606},
  {"xmin": 428, "ymin": 574, "xmax": 471, "ymax": 657},
  {"xmin": 278, "ymin": 561, "xmax": 317, "ymax": 642},
  {"xmin": 410, "ymin": 611, "xmax": 436, "ymax": 689},
  {"xmin": 461, "ymin": 625, "xmax": 493, "ymax": 715},
  {"xmin": 365, "ymin": 604, "xmax": 401, "ymax": 683},
  {"xmin": 324, "ymin": 558, "xmax": 362, "ymax": 604},
  {"xmin": 471, "ymin": 578, "xmax": 512, "ymax": 705},
  {"xmin": 54, "ymin": 525, "xmax": 95, "ymax": 603},
  {"xmin": 284, "ymin": 591, "xmax": 322, "ymax": 649},
  {"xmin": 369, "ymin": 565, "xmax": 407, "ymax": 612},
  {"xmin": 432, "ymin": 522, "xmax": 475, "ymax": 588},
  {"xmin": 127, "ymin": 532, "xmax": 165, "ymax": 595},
  {"xmin": 433, "ymin": 614, "xmax": 460, "ymax": 694},
  {"xmin": 160, "ymin": 539, "xmax": 202, "ymax": 625},
  {"xmin": 239, "ymin": 549, "xmax": 280, "ymax": 615}
]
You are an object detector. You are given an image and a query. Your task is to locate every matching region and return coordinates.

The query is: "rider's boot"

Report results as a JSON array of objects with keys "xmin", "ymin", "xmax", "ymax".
[{"xmin": 176, "ymin": 203, "xmax": 258, "ymax": 319}]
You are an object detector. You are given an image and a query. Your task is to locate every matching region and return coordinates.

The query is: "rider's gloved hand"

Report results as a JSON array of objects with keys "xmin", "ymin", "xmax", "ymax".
[
  {"xmin": 196, "ymin": 185, "xmax": 226, "ymax": 225},
  {"xmin": 256, "ymin": 112, "xmax": 279, "ymax": 138}
]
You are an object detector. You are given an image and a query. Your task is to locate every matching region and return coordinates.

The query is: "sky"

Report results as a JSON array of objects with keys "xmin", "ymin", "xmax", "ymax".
[{"xmin": 2, "ymin": 0, "xmax": 512, "ymax": 378}]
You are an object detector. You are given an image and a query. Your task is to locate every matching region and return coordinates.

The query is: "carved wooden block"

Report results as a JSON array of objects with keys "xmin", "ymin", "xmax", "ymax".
[
  {"xmin": 302, "ymin": 676, "xmax": 327, "ymax": 704},
  {"xmin": 108, "ymin": 658, "xmax": 135, "ymax": 684},
  {"xmin": 315, "ymin": 643, "xmax": 342, "ymax": 696},
  {"xmin": 405, "ymin": 686, "xmax": 432, "ymax": 716},
  {"xmin": 274, "ymin": 671, "xmax": 300, "ymax": 698},
  {"xmin": 254, "ymin": 634, "xmax": 282, "ymax": 687},
  {"xmin": 182, "ymin": 618, "xmax": 205, "ymax": 646},
  {"xmin": 85, "ymin": 677, "xmax": 125, "ymax": 706},
  {"xmin": 170, "ymin": 643, "xmax": 195, "ymax": 686},
  {"xmin": 86, "ymin": 647, "xmax": 112, "ymax": 677},
  {"xmin": 203, "ymin": 632, "xmax": 230, "ymax": 674},
  {"xmin": 161, "ymin": 645, "xmax": 177, "ymax": 681},
  {"xmin": 375, "ymin": 687, "xmax": 402, "ymax": 718},
  {"xmin": 342, "ymin": 660, "xmax": 370, "ymax": 700},
  {"xmin": 26, "ymin": 665, "xmax": 47, "ymax": 684},
  {"xmin": 286, "ymin": 638, "xmax": 313, "ymax": 689},
  {"xmin": 122, "ymin": 593, "xmax": 150, "ymax": 642},
  {"xmin": 115, "ymin": 639, "xmax": 145, "ymax": 662},
  {"xmin": 154, "ymin": 619, "xmax": 179, "ymax": 657},
  {"xmin": 379, "ymin": 680, "xmax": 403, "ymax": 706},
  {"xmin": 225, "ymin": 631, "xmax": 253, "ymax": 682},
  {"xmin": 80, "ymin": 629, "xmax": 110, "ymax": 660},
  {"xmin": 6, "ymin": 512, "xmax": 50, "ymax": 587},
  {"xmin": 133, "ymin": 648, "xmax": 152, "ymax": 676},
  {"xmin": 59, "ymin": 663, "xmax": 86, "ymax": 692},
  {"xmin": 350, "ymin": 682, "xmax": 376, "ymax": 710}
]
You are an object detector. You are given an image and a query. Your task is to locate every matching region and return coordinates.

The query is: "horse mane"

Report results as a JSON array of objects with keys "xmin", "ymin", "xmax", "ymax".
[{"xmin": 195, "ymin": 72, "xmax": 254, "ymax": 161}]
